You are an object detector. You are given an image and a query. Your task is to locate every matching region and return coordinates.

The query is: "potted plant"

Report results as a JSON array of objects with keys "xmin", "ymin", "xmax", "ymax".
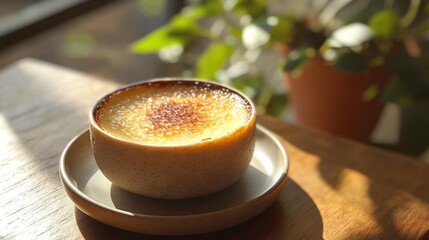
[
  {"xmin": 130, "ymin": 0, "xmax": 429, "ymax": 145},
  {"xmin": 274, "ymin": 1, "xmax": 429, "ymax": 142}
]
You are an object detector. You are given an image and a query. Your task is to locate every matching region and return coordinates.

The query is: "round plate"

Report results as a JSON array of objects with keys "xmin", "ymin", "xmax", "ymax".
[{"xmin": 60, "ymin": 124, "xmax": 288, "ymax": 236}]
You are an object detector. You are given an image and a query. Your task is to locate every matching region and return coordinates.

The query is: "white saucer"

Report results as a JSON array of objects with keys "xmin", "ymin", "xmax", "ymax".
[{"xmin": 60, "ymin": 124, "xmax": 289, "ymax": 236}]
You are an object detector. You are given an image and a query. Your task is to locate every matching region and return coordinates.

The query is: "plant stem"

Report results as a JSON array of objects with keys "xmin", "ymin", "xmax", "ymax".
[{"xmin": 400, "ymin": 0, "xmax": 420, "ymax": 27}]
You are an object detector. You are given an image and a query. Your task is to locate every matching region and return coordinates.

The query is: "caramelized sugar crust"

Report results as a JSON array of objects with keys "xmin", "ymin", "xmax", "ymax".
[{"xmin": 95, "ymin": 81, "xmax": 252, "ymax": 145}]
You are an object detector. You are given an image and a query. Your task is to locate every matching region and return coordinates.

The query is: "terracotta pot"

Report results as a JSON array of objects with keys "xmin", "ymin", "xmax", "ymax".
[{"xmin": 285, "ymin": 58, "xmax": 391, "ymax": 142}]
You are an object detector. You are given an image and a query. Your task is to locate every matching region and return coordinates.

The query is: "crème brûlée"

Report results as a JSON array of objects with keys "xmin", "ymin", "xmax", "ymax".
[{"xmin": 94, "ymin": 81, "xmax": 253, "ymax": 146}]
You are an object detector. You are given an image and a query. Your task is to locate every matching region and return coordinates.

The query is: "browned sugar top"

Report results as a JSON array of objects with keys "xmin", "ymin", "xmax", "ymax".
[{"xmin": 95, "ymin": 82, "xmax": 252, "ymax": 145}]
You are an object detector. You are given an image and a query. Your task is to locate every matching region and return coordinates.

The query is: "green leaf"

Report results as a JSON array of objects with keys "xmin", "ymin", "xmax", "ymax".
[
  {"xmin": 266, "ymin": 93, "xmax": 288, "ymax": 116},
  {"xmin": 180, "ymin": 5, "xmax": 211, "ymax": 21},
  {"xmin": 381, "ymin": 77, "xmax": 415, "ymax": 106},
  {"xmin": 129, "ymin": 26, "xmax": 187, "ymax": 53},
  {"xmin": 185, "ymin": 1, "xmax": 222, "ymax": 18},
  {"xmin": 368, "ymin": 10, "xmax": 399, "ymax": 38},
  {"xmin": 130, "ymin": 5, "xmax": 206, "ymax": 54},
  {"xmin": 230, "ymin": 76, "xmax": 262, "ymax": 92},
  {"xmin": 362, "ymin": 84, "xmax": 379, "ymax": 102},
  {"xmin": 169, "ymin": 14, "xmax": 200, "ymax": 35},
  {"xmin": 334, "ymin": 51, "xmax": 367, "ymax": 73},
  {"xmin": 233, "ymin": 0, "xmax": 267, "ymax": 17},
  {"xmin": 195, "ymin": 43, "xmax": 233, "ymax": 80},
  {"xmin": 284, "ymin": 49, "xmax": 310, "ymax": 72},
  {"xmin": 269, "ymin": 17, "xmax": 294, "ymax": 43}
]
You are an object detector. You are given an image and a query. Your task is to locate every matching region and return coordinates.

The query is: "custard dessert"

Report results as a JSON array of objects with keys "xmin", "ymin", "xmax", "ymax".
[{"xmin": 95, "ymin": 81, "xmax": 252, "ymax": 146}]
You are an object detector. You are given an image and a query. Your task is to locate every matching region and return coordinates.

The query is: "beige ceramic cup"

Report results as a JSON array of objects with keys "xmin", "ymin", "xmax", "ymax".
[{"xmin": 89, "ymin": 79, "xmax": 256, "ymax": 199}]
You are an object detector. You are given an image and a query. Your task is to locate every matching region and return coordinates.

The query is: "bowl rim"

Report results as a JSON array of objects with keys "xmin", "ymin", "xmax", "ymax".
[{"xmin": 88, "ymin": 78, "xmax": 257, "ymax": 148}]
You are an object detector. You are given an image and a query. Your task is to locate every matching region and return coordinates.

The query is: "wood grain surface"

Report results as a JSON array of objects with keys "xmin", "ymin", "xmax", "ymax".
[{"xmin": 1, "ymin": 59, "xmax": 428, "ymax": 239}]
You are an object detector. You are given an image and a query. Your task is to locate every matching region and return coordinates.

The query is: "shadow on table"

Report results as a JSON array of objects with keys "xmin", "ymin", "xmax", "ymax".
[
  {"xmin": 317, "ymin": 157, "xmax": 417, "ymax": 239},
  {"xmin": 75, "ymin": 179, "xmax": 323, "ymax": 239},
  {"xmin": 276, "ymin": 122, "xmax": 426, "ymax": 239}
]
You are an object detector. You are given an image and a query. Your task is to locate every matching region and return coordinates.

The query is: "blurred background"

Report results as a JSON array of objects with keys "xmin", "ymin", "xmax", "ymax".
[
  {"xmin": 0, "ymin": 0, "xmax": 185, "ymax": 81},
  {"xmin": 1, "ymin": 0, "xmax": 428, "ymax": 161}
]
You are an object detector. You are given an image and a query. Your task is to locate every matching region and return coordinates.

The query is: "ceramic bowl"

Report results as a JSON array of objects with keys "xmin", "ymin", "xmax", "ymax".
[{"xmin": 89, "ymin": 79, "xmax": 256, "ymax": 199}]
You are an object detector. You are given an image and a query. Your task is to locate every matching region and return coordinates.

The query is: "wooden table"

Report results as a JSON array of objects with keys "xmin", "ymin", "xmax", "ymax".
[{"xmin": 1, "ymin": 59, "xmax": 429, "ymax": 239}]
